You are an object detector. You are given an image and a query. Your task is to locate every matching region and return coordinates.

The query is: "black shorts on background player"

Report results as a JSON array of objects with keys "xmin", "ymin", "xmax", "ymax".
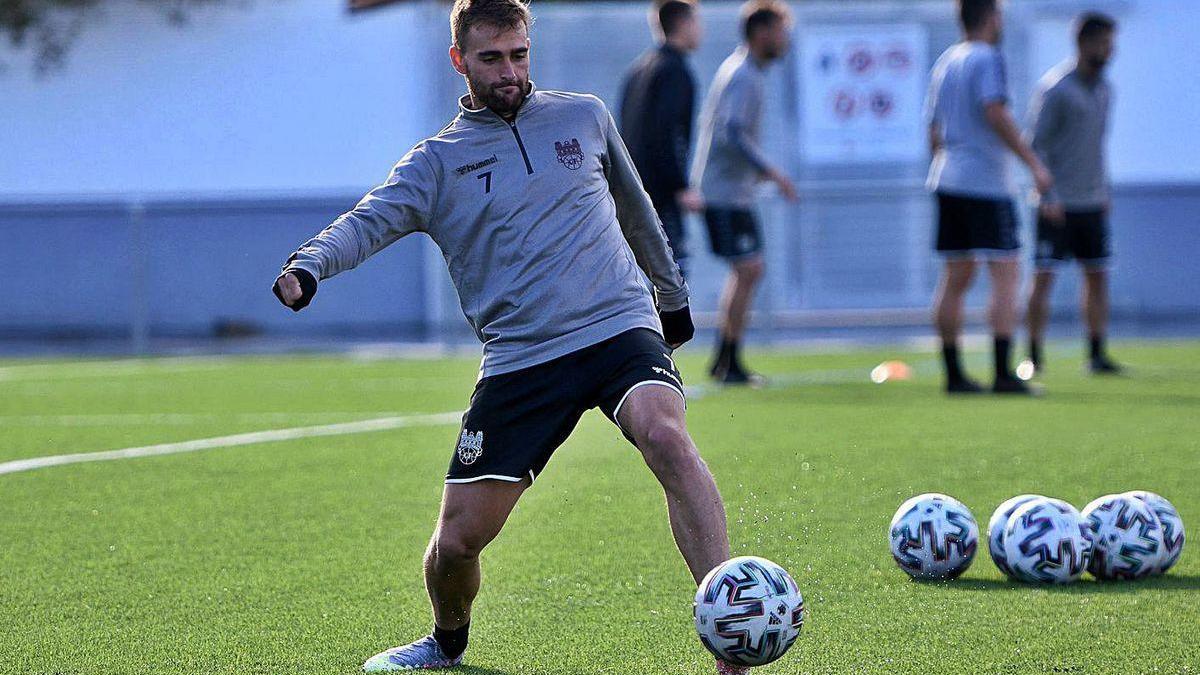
[
  {"xmin": 704, "ymin": 207, "xmax": 762, "ymax": 260},
  {"xmin": 1034, "ymin": 209, "xmax": 1110, "ymax": 268},
  {"xmin": 935, "ymin": 192, "xmax": 1019, "ymax": 256},
  {"xmin": 446, "ymin": 328, "xmax": 685, "ymax": 484}
]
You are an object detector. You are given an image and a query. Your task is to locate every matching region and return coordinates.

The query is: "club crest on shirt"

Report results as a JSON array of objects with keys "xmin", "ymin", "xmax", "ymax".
[
  {"xmin": 555, "ymin": 138, "xmax": 584, "ymax": 170},
  {"xmin": 457, "ymin": 429, "xmax": 484, "ymax": 465}
]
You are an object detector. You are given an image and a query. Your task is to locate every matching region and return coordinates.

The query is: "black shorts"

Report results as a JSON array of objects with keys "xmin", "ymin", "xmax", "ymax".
[
  {"xmin": 704, "ymin": 207, "xmax": 762, "ymax": 260},
  {"xmin": 446, "ymin": 328, "xmax": 686, "ymax": 484},
  {"xmin": 1034, "ymin": 209, "xmax": 1110, "ymax": 268},
  {"xmin": 935, "ymin": 192, "xmax": 1020, "ymax": 257}
]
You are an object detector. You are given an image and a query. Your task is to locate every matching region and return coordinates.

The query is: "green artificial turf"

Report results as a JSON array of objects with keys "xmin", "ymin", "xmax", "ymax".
[{"xmin": 1, "ymin": 341, "xmax": 1197, "ymax": 674}]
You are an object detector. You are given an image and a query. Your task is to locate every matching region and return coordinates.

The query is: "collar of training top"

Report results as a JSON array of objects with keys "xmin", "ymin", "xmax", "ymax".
[
  {"xmin": 735, "ymin": 45, "xmax": 767, "ymax": 72},
  {"xmin": 457, "ymin": 81, "xmax": 540, "ymax": 124}
]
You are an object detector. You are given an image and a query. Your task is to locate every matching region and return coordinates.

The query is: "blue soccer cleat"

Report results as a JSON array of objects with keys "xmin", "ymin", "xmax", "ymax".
[{"xmin": 362, "ymin": 635, "xmax": 463, "ymax": 672}]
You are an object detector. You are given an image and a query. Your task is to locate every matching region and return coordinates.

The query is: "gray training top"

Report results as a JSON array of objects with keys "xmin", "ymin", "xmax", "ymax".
[
  {"xmin": 283, "ymin": 86, "xmax": 688, "ymax": 378},
  {"xmin": 925, "ymin": 41, "xmax": 1013, "ymax": 199},
  {"xmin": 691, "ymin": 46, "xmax": 773, "ymax": 209},
  {"xmin": 1028, "ymin": 59, "xmax": 1112, "ymax": 210}
]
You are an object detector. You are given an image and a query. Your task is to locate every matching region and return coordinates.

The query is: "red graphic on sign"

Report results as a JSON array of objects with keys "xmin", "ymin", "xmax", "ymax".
[
  {"xmin": 832, "ymin": 90, "xmax": 858, "ymax": 120},
  {"xmin": 846, "ymin": 44, "xmax": 875, "ymax": 76},
  {"xmin": 884, "ymin": 46, "xmax": 912, "ymax": 72},
  {"xmin": 869, "ymin": 90, "xmax": 895, "ymax": 118}
]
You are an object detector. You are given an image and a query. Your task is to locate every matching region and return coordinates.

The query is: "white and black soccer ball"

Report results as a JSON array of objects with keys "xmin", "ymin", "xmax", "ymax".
[
  {"xmin": 987, "ymin": 494, "xmax": 1043, "ymax": 578},
  {"xmin": 1082, "ymin": 493, "xmax": 1165, "ymax": 580},
  {"xmin": 694, "ymin": 556, "xmax": 804, "ymax": 667},
  {"xmin": 889, "ymin": 493, "xmax": 979, "ymax": 580},
  {"xmin": 1126, "ymin": 490, "xmax": 1186, "ymax": 574},
  {"xmin": 1002, "ymin": 497, "xmax": 1091, "ymax": 584}
]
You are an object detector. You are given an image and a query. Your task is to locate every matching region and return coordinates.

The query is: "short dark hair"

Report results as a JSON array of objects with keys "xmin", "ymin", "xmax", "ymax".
[
  {"xmin": 657, "ymin": 0, "xmax": 696, "ymax": 38},
  {"xmin": 741, "ymin": 0, "xmax": 791, "ymax": 42},
  {"xmin": 1076, "ymin": 11, "xmax": 1117, "ymax": 44},
  {"xmin": 958, "ymin": 0, "xmax": 997, "ymax": 32},
  {"xmin": 450, "ymin": 0, "xmax": 532, "ymax": 51}
]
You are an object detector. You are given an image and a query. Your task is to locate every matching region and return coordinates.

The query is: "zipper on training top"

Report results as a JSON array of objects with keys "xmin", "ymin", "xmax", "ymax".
[{"xmin": 508, "ymin": 122, "xmax": 534, "ymax": 175}]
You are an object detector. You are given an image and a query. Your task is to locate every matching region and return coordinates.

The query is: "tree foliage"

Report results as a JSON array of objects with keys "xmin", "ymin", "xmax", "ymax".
[{"xmin": 0, "ymin": 0, "xmax": 240, "ymax": 74}]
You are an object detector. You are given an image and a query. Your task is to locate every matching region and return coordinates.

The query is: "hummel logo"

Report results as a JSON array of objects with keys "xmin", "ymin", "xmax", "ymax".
[
  {"xmin": 457, "ymin": 429, "xmax": 484, "ymax": 465},
  {"xmin": 652, "ymin": 366, "xmax": 682, "ymax": 388},
  {"xmin": 455, "ymin": 155, "xmax": 498, "ymax": 176}
]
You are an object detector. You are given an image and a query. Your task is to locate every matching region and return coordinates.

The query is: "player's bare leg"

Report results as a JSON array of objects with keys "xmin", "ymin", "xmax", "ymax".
[
  {"xmin": 1025, "ymin": 269, "xmax": 1056, "ymax": 372},
  {"xmin": 363, "ymin": 478, "xmax": 527, "ymax": 671},
  {"xmin": 933, "ymin": 258, "xmax": 980, "ymax": 392},
  {"xmin": 618, "ymin": 384, "xmax": 742, "ymax": 674},
  {"xmin": 1083, "ymin": 267, "xmax": 1121, "ymax": 373},
  {"xmin": 426, "ymin": 478, "xmax": 528, "ymax": 628},
  {"xmin": 712, "ymin": 255, "xmax": 765, "ymax": 385},
  {"xmin": 618, "ymin": 385, "xmax": 731, "ymax": 582}
]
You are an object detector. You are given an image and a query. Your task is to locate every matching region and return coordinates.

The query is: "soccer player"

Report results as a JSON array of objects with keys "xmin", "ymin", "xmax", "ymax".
[
  {"xmin": 691, "ymin": 0, "xmax": 796, "ymax": 385},
  {"xmin": 272, "ymin": 0, "xmax": 743, "ymax": 672},
  {"xmin": 924, "ymin": 0, "xmax": 1054, "ymax": 394},
  {"xmin": 619, "ymin": 0, "xmax": 704, "ymax": 278},
  {"xmin": 1025, "ymin": 13, "xmax": 1121, "ymax": 375}
]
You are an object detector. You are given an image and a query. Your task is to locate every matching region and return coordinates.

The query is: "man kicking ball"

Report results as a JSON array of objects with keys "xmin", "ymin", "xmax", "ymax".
[{"xmin": 272, "ymin": 0, "xmax": 741, "ymax": 672}]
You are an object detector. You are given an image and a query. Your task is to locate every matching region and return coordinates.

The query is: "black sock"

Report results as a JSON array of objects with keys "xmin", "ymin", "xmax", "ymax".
[
  {"xmin": 711, "ymin": 337, "xmax": 732, "ymax": 373},
  {"xmin": 994, "ymin": 336, "xmax": 1013, "ymax": 379},
  {"xmin": 1029, "ymin": 339, "xmax": 1042, "ymax": 368},
  {"xmin": 727, "ymin": 339, "xmax": 745, "ymax": 374},
  {"xmin": 1090, "ymin": 334, "xmax": 1105, "ymax": 360},
  {"xmin": 433, "ymin": 623, "xmax": 469, "ymax": 659},
  {"xmin": 713, "ymin": 336, "xmax": 732, "ymax": 361},
  {"xmin": 941, "ymin": 343, "xmax": 965, "ymax": 383}
]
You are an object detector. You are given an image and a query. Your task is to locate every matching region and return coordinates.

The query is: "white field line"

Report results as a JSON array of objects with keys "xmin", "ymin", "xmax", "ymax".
[
  {"xmin": 0, "ymin": 412, "xmax": 410, "ymax": 427},
  {"xmin": 0, "ymin": 356, "xmax": 236, "ymax": 382},
  {"xmin": 683, "ymin": 365, "xmax": 898, "ymax": 398},
  {"xmin": 0, "ymin": 412, "xmax": 463, "ymax": 477}
]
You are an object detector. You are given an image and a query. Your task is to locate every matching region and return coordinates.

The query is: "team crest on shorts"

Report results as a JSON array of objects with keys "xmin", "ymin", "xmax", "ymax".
[
  {"xmin": 554, "ymin": 138, "xmax": 584, "ymax": 170},
  {"xmin": 457, "ymin": 429, "xmax": 484, "ymax": 465}
]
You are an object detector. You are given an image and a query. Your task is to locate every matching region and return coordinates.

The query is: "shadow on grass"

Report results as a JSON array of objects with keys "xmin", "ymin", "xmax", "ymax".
[
  {"xmin": 340, "ymin": 665, "xmax": 513, "ymax": 675},
  {"xmin": 934, "ymin": 573, "xmax": 1200, "ymax": 593}
]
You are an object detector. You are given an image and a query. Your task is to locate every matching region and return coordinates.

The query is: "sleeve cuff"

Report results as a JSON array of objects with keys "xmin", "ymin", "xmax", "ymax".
[{"xmin": 656, "ymin": 284, "xmax": 690, "ymax": 312}]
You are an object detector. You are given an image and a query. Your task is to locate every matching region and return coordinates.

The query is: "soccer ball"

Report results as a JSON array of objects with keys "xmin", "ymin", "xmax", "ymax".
[
  {"xmin": 987, "ymin": 494, "xmax": 1042, "ymax": 578},
  {"xmin": 1082, "ymin": 493, "xmax": 1165, "ymax": 580},
  {"xmin": 1002, "ymin": 497, "xmax": 1091, "ymax": 584},
  {"xmin": 1126, "ymin": 490, "xmax": 1186, "ymax": 574},
  {"xmin": 694, "ymin": 556, "xmax": 804, "ymax": 667},
  {"xmin": 889, "ymin": 493, "xmax": 979, "ymax": 579}
]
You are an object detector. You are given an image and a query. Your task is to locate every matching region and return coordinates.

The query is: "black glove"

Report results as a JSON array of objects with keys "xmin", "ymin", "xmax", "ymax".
[
  {"xmin": 659, "ymin": 305, "xmax": 695, "ymax": 348},
  {"xmin": 272, "ymin": 268, "xmax": 318, "ymax": 312}
]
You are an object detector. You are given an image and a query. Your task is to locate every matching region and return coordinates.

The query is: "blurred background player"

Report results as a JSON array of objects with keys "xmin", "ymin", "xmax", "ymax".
[
  {"xmin": 692, "ymin": 0, "xmax": 797, "ymax": 385},
  {"xmin": 620, "ymin": 0, "xmax": 704, "ymax": 279},
  {"xmin": 924, "ymin": 0, "xmax": 1054, "ymax": 394},
  {"xmin": 1024, "ymin": 12, "xmax": 1122, "ymax": 375}
]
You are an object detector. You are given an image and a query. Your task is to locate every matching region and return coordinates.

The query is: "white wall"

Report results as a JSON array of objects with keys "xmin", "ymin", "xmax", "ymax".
[
  {"xmin": 2, "ymin": 0, "xmax": 1198, "ymax": 198},
  {"xmin": 0, "ymin": 0, "xmax": 440, "ymax": 197}
]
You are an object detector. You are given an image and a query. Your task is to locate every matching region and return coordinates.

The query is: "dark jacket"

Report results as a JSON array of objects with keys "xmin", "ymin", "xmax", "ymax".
[{"xmin": 619, "ymin": 44, "xmax": 696, "ymax": 204}]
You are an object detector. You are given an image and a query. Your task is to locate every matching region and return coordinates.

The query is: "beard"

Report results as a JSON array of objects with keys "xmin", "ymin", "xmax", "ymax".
[
  {"xmin": 466, "ymin": 72, "xmax": 528, "ymax": 116},
  {"xmin": 1086, "ymin": 55, "xmax": 1109, "ymax": 71}
]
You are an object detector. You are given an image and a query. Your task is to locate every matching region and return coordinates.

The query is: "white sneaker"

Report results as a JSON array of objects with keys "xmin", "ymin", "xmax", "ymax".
[{"xmin": 361, "ymin": 635, "xmax": 463, "ymax": 671}]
